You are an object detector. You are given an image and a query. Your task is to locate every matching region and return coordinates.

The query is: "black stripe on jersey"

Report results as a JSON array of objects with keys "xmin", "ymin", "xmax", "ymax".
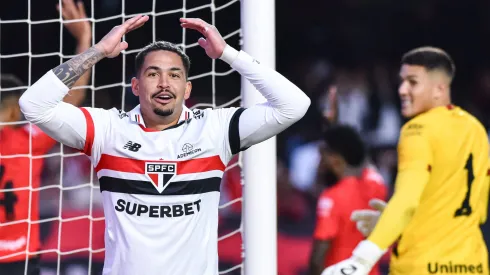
[
  {"xmin": 162, "ymin": 120, "xmax": 187, "ymax": 131},
  {"xmin": 99, "ymin": 176, "xmax": 221, "ymax": 195},
  {"xmin": 229, "ymin": 107, "xmax": 246, "ymax": 155}
]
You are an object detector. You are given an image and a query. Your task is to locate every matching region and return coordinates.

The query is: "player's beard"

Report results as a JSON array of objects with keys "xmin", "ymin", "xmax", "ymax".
[{"xmin": 153, "ymin": 107, "xmax": 174, "ymax": 117}]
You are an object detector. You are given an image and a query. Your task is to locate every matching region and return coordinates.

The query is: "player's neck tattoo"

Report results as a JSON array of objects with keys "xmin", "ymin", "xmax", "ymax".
[{"xmin": 52, "ymin": 46, "xmax": 104, "ymax": 88}]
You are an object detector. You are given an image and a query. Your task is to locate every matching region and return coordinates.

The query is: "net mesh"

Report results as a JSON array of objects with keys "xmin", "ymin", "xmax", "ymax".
[{"xmin": 0, "ymin": 0, "xmax": 244, "ymax": 274}]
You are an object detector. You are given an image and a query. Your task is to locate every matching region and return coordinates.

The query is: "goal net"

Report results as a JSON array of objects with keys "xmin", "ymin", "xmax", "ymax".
[{"xmin": 0, "ymin": 0, "xmax": 254, "ymax": 274}]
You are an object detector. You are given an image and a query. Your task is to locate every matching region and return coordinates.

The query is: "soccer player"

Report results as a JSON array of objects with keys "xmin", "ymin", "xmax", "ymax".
[
  {"xmin": 18, "ymin": 15, "xmax": 311, "ymax": 275},
  {"xmin": 0, "ymin": 1, "xmax": 91, "ymax": 274},
  {"xmin": 308, "ymin": 125, "xmax": 387, "ymax": 275},
  {"xmin": 321, "ymin": 47, "xmax": 490, "ymax": 275}
]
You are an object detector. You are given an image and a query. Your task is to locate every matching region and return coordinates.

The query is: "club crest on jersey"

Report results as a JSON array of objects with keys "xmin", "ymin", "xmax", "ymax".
[{"xmin": 145, "ymin": 162, "xmax": 177, "ymax": 193}]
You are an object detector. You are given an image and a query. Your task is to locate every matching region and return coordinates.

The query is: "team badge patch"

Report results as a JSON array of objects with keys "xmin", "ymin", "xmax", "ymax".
[{"xmin": 145, "ymin": 162, "xmax": 177, "ymax": 193}]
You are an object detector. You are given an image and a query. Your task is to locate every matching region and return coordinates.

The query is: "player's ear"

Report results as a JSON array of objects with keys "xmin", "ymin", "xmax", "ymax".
[
  {"xmin": 184, "ymin": 80, "xmax": 192, "ymax": 100},
  {"xmin": 131, "ymin": 77, "xmax": 140, "ymax": 96},
  {"xmin": 433, "ymin": 82, "xmax": 447, "ymax": 100},
  {"xmin": 432, "ymin": 71, "xmax": 449, "ymax": 100}
]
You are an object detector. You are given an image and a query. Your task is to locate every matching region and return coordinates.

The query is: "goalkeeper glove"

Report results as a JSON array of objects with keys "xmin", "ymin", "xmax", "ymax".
[
  {"xmin": 320, "ymin": 240, "xmax": 386, "ymax": 275},
  {"xmin": 350, "ymin": 199, "xmax": 386, "ymax": 237}
]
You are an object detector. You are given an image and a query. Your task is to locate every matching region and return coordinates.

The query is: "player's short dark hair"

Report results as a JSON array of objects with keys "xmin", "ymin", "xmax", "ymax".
[
  {"xmin": 323, "ymin": 125, "xmax": 366, "ymax": 167},
  {"xmin": 401, "ymin": 47, "xmax": 456, "ymax": 79},
  {"xmin": 0, "ymin": 74, "xmax": 25, "ymax": 107},
  {"xmin": 135, "ymin": 41, "xmax": 191, "ymax": 78}
]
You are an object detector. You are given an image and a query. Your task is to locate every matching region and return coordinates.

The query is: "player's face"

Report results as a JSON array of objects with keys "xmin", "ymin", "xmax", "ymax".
[
  {"xmin": 398, "ymin": 65, "xmax": 437, "ymax": 118},
  {"xmin": 132, "ymin": 50, "xmax": 191, "ymax": 118}
]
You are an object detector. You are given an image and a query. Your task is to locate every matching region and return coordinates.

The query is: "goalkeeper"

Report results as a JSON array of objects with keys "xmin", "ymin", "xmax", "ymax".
[
  {"xmin": 0, "ymin": 1, "xmax": 90, "ymax": 274},
  {"xmin": 322, "ymin": 47, "xmax": 489, "ymax": 275},
  {"xmin": 18, "ymin": 15, "xmax": 310, "ymax": 275}
]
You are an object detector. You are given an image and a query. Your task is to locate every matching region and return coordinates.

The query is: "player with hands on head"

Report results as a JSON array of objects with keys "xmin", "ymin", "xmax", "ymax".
[
  {"xmin": 19, "ymin": 15, "xmax": 310, "ymax": 275},
  {"xmin": 321, "ymin": 47, "xmax": 489, "ymax": 275},
  {"xmin": 0, "ymin": 1, "xmax": 91, "ymax": 274}
]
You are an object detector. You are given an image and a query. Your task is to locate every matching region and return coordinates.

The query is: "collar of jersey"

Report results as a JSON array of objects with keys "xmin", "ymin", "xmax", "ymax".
[{"xmin": 128, "ymin": 104, "xmax": 192, "ymax": 132}]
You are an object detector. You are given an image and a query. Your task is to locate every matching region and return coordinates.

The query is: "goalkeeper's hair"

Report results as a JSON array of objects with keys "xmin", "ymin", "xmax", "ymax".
[
  {"xmin": 401, "ymin": 46, "xmax": 455, "ymax": 80},
  {"xmin": 323, "ymin": 125, "xmax": 366, "ymax": 167},
  {"xmin": 0, "ymin": 74, "xmax": 25, "ymax": 107},
  {"xmin": 135, "ymin": 41, "xmax": 191, "ymax": 78}
]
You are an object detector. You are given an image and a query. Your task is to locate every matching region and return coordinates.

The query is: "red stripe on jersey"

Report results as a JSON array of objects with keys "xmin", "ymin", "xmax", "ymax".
[
  {"xmin": 138, "ymin": 124, "xmax": 160, "ymax": 132},
  {"xmin": 80, "ymin": 108, "xmax": 95, "ymax": 156},
  {"xmin": 95, "ymin": 154, "xmax": 226, "ymax": 175},
  {"xmin": 134, "ymin": 114, "xmax": 161, "ymax": 132},
  {"xmin": 487, "ymin": 169, "xmax": 490, "ymax": 176}
]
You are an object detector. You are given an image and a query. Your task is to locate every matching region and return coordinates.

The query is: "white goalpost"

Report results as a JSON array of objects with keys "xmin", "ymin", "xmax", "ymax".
[
  {"xmin": 0, "ymin": 0, "xmax": 277, "ymax": 274},
  {"xmin": 241, "ymin": 0, "xmax": 278, "ymax": 275}
]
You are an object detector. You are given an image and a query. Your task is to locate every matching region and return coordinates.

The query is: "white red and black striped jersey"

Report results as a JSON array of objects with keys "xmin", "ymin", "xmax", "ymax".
[
  {"xmin": 20, "ymin": 46, "xmax": 311, "ymax": 275},
  {"xmin": 79, "ymin": 104, "xmax": 243, "ymax": 275}
]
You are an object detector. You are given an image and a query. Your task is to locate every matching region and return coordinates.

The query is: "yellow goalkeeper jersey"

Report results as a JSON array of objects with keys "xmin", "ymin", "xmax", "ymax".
[{"xmin": 389, "ymin": 105, "xmax": 489, "ymax": 275}]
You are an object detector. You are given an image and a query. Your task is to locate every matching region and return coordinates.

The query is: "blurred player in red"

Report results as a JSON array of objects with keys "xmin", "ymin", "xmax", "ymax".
[
  {"xmin": 308, "ymin": 125, "xmax": 387, "ymax": 275},
  {"xmin": 0, "ymin": 1, "xmax": 90, "ymax": 274}
]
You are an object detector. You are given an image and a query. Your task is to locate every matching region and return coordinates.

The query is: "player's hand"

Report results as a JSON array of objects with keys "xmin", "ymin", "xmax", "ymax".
[
  {"xmin": 94, "ymin": 15, "xmax": 149, "ymax": 58},
  {"xmin": 351, "ymin": 199, "xmax": 386, "ymax": 237},
  {"xmin": 321, "ymin": 240, "xmax": 385, "ymax": 275},
  {"xmin": 321, "ymin": 258, "xmax": 370, "ymax": 275},
  {"xmin": 57, "ymin": 0, "xmax": 91, "ymax": 43},
  {"xmin": 180, "ymin": 18, "xmax": 226, "ymax": 59}
]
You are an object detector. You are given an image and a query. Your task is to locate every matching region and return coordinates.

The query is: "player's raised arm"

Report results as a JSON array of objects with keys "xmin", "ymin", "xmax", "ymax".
[
  {"xmin": 19, "ymin": 15, "xmax": 149, "ymax": 150},
  {"xmin": 181, "ymin": 18, "xmax": 310, "ymax": 148},
  {"xmin": 366, "ymin": 122, "xmax": 432, "ymax": 247},
  {"xmin": 58, "ymin": 0, "xmax": 92, "ymax": 107}
]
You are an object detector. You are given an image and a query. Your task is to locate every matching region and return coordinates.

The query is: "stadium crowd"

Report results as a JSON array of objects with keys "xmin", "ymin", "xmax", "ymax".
[{"xmin": 2, "ymin": 0, "xmax": 490, "ymax": 275}]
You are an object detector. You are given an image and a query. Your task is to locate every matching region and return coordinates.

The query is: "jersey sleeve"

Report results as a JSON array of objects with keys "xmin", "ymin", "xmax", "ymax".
[
  {"xmin": 78, "ymin": 107, "xmax": 111, "ymax": 164},
  {"xmin": 368, "ymin": 120, "xmax": 432, "ymax": 249},
  {"xmin": 21, "ymin": 124, "xmax": 57, "ymax": 155},
  {"xmin": 397, "ymin": 122, "xmax": 433, "ymax": 173},
  {"xmin": 212, "ymin": 107, "xmax": 246, "ymax": 163},
  {"xmin": 19, "ymin": 71, "xmax": 110, "ymax": 164},
  {"xmin": 313, "ymin": 191, "xmax": 340, "ymax": 240},
  {"xmin": 219, "ymin": 46, "xmax": 310, "ymax": 151}
]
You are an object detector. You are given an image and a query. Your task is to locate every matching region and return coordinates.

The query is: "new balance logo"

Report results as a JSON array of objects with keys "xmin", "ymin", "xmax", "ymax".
[{"xmin": 123, "ymin": 141, "xmax": 142, "ymax": 152}]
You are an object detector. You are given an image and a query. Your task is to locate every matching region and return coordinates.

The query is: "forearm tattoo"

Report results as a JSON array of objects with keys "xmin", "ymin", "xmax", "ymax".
[{"xmin": 52, "ymin": 47, "xmax": 104, "ymax": 88}]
